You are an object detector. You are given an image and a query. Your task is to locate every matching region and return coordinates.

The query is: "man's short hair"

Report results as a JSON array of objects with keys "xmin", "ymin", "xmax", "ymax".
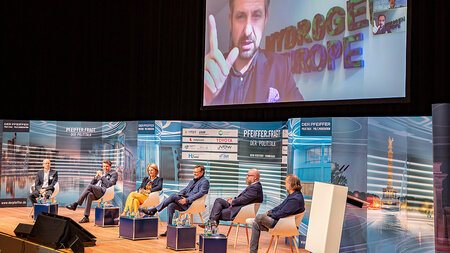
[
  {"xmin": 102, "ymin": 159, "xmax": 112, "ymax": 167},
  {"xmin": 286, "ymin": 174, "xmax": 302, "ymax": 191},
  {"xmin": 229, "ymin": 0, "xmax": 270, "ymax": 15},
  {"xmin": 194, "ymin": 165, "xmax": 205, "ymax": 172}
]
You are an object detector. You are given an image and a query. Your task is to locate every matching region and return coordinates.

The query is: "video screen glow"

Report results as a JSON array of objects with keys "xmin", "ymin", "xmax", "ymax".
[{"xmin": 203, "ymin": 0, "xmax": 408, "ymax": 106}]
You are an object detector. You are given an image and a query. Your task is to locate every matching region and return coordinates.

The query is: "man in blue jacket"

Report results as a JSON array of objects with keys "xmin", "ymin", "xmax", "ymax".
[
  {"xmin": 249, "ymin": 174, "xmax": 305, "ymax": 253},
  {"xmin": 143, "ymin": 165, "xmax": 210, "ymax": 236}
]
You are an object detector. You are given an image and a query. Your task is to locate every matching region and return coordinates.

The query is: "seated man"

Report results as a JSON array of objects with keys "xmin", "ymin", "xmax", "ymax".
[
  {"xmin": 249, "ymin": 174, "xmax": 305, "ymax": 253},
  {"xmin": 65, "ymin": 159, "xmax": 118, "ymax": 223},
  {"xmin": 201, "ymin": 168, "xmax": 263, "ymax": 227},
  {"xmin": 142, "ymin": 165, "xmax": 210, "ymax": 236},
  {"xmin": 28, "ymin": 159, "xmax": 58, "ymax": 205}
]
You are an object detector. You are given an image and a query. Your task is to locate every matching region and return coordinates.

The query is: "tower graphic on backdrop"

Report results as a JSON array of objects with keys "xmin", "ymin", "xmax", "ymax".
[{"xmin": 382, "ymin": 137, "xmax": 399, "ymax": 210}]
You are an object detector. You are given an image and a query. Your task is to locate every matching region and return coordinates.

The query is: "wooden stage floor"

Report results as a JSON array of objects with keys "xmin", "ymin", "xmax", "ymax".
[{"xmin": 0, "ymin": 207, "xmax": 307, "ymax": 253}]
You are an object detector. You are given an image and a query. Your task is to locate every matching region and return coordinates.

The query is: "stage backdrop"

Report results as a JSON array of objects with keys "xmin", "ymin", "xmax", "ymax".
[{"xmin": 0, "ymin": 116, "xmax": 435, "ymax": 252}]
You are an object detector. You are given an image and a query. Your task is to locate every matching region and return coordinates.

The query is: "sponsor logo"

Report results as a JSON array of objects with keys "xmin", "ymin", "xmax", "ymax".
[
  {"xmin": 216, "ymin": 138, "xmax": 233, "ymax": 143},
  {"xmin": 218, "ymin": 130, "xmax": 224, "ymax": 136},
  {"xmin": 217, "ymin": 145, "xmax": 233, "ymax": 151},
  {"xmin": 187, "ymin": 154, "xmax": 200, "ymax": 159},
  {"xmin": 219, "ymin": 154, "xmax": 230, "ymax": 159}
]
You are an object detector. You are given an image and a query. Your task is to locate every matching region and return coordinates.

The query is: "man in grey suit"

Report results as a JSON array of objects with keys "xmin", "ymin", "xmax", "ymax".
[
  {"xmin": 28, "ymin": 159, "xmax": 58, "ymax": 204},
  {"xmin": 142, "ymin": 165, "xmax": 210, "ymax": 236},
  {"xmin": 65, "ymin": 159, "xmax": 118, "ymax": 223}
]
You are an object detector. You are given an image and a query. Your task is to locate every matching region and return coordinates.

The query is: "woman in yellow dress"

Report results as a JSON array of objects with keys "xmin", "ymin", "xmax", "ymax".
[{"xmin": 122, "ymin": 163, "xmax": 163, "ymax": 215}]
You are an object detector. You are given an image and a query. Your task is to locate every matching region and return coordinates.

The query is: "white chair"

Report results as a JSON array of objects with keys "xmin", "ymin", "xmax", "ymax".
[
  {"xmin": 266, "ymin": 211, "xmax": 306, "ymax": 253},
  {"xmin": 50, "ymin": 182, "xmax": 60, "ymax": 202},
  {"xmin": 179, "ymin": 194, "xmax": 207, "ymax": 225},
  {"xmin": 92, "ymin": 186, "xmax": 115, "ymax": 206},
  {"xmin": 227, "ymin": 203, "xmax": 261, "ymax": 248},
  {"xmin": 29, "ymin": 182, "xmax": 60, "ymax": 217},
  {"xmin": 139, "ymin": 191, "xmax": 162, "ymax": 226}
]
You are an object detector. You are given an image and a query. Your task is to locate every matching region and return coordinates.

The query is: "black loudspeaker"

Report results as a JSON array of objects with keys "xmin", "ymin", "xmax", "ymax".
[
  {"xmin": 14, "ymin": 223, "xmax": 34, "ymax": 239},
  {"xmin": 27, "ymin": 213, "xmax": 96, "ymax": 252}
]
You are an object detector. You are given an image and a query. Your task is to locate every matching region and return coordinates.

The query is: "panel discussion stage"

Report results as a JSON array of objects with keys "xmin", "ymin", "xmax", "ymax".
[{"xmin": 0, "ymin": 207, "xmax": 304, "ymax": 253}]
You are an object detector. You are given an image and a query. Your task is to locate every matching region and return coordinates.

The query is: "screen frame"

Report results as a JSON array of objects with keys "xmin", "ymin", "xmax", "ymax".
[{"xmin": 200, "ymin": 0, "xmax": 411, "ymax": 111}]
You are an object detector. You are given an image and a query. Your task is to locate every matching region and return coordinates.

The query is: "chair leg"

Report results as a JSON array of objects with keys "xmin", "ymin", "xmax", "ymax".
[
  {"xmin": 289, "ymin": 237, "xmax": 294, "ymax": 253},
  {"xmin": 156, "ymin": 212, "xmax": 163, "ymax": 227},
  {"xmin": 199, "ymin": 213, "xmax": 204, "ymax": 224},
  {"xmin": 266, "ymin": 236, "xmax": 274, "ymax": 253},
  {"xmin": 227, "ymin": 223, "xmax": 233, "ymax": 237},
  {"xmin": 245, "ymin": 224, "xmax": 249, "ymax": 244},
  {"xmin": 292, "ymin": 236, "xmax": 300, "ymax": 253},
  {"xmin": 273, "ymin": 235, "xmax": 279, "ymax": 253},
  {"xmin": 29, "ymin": 206, "xmax": 34, "ymax": 218},
  {"xmin": 234, "ymin": 223, "xmax": 240, "ymax": 248},
  {"xmin": 190, "ymin": 214, "xmax": 193, "ymax": 225}
]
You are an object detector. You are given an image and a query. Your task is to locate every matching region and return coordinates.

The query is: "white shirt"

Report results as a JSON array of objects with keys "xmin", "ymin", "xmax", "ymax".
[{"xmin": 43, "ymin": 171, "xmax": 49, "ymax": 188}]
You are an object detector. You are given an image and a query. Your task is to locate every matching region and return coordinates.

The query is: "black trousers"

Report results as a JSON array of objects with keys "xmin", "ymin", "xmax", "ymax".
[
  {"xmin": 209, "ymin": 198, "xmax": 233, "ymax": 222},
  {"xmin": 76, "ymin": 184, "xmax": 105, "ymax": 216}
]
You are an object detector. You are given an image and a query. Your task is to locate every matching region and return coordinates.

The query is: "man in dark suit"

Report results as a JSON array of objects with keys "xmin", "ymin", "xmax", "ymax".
[
  {"xmin": 65, "ymin": 159, "xmax": 118, "ymax": 223},
  {"xmin": 28, "ymin": 159, "xmax": 58, "ymax": 204},
  {"xmin": 202, "ymin": 168, "xmax": 263, "ymax": 227},
  {"xmin": 142, "ymin": 165, "xmax": 210, "ymax": 236},
  {"xmin": 249, "ymin": 174, "xmax": 305, "ymax": 253}
]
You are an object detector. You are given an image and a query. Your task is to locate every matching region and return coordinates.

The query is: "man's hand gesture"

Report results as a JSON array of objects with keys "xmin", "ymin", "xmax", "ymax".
[{"xmin": 204, "ymin": 15, "xmax": 239, "ymax": 105}]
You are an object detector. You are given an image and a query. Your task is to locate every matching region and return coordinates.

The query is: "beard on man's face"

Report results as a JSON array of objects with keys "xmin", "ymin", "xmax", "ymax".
[{"xmin": 235, "ymin": 33, "xmax": 257, "ymax": 60}]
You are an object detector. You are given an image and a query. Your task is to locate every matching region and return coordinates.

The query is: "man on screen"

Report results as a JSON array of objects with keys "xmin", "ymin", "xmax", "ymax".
[
  {"xmin": 204, "ymin": 0, "xmax": 303, "ymax": 106},
  {"xmin": 373, "ymin": 14, "xmax": 391, "ymax": 35},
  {"xmin": 389, "ymin": 0, "xmax": 396, "ymax": 9},
  {"xmin": 65, "ymin": 159, "xmax": 118, "ymax": 223}
]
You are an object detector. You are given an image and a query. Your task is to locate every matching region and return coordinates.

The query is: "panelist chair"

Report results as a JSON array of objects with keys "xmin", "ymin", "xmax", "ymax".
[
  {"xmin": 179, "ymin": 194, "xmax": 207, "ymax": 225},
  {"xmin": 29, "ymin": 182, "xmax": 60, "ymax": 217},
  {"xmin": 227, "ymin": 203, "xmax": 260, "ymax": 248},
  {"xmin": 266, "ymin": 211, "xmax": 306, "ymax": 253},
  {"xmin": 92, "ymin": 186, "xmax": 115, "ymax": 206},
  {"xmin": 139, "ymin": 190, "xmax": 162, "ymax": 226}
]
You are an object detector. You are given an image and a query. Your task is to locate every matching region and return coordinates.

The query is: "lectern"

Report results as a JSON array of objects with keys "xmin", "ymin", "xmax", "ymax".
[{"xmin": 305, "ymin": 182, "xmax": 348, "ymax": 253}]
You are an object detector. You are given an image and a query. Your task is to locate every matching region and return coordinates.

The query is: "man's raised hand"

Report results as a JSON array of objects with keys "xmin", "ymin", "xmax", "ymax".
[{"xmin": 204, "ymin": 15, "xmax": 239, "ymax": 105}]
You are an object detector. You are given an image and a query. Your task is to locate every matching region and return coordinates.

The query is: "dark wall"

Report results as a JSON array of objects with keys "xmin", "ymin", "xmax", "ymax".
[{"xmin": 1, "ymin": 1, "xmax": 448, "ymax": 122}]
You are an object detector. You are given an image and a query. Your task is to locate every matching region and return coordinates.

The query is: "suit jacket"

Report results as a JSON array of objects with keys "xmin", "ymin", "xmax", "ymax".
[
  {"xmin": 268, "ymin": 190, "xmax": 305, "ymax": 226},
  {"xmin": 230, "ymin": 181, "xmax": 263, "ymax": 218},
  {"xmin": 139, "ymin": 176, "xmax": 163, "ymax": 193},
  {"xmin": 35, "ymin": 169, "xmax": 58, "ymax": 192},
  {"xmin": 178, "ymin": 176, "xmax": 210, "ymax": 205},
  {"xmin": 90, "ymin": 170, "xmax": 118, "ymax": 191}
]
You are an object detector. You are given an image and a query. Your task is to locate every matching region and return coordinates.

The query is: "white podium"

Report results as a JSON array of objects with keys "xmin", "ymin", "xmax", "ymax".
[{"xmin": 305, "ymin": 182, "xmax": 348, "ymax": 253}]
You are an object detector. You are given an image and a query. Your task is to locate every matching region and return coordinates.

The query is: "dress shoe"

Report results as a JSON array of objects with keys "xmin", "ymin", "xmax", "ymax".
[
  {"xmin": 142, "ymin": 207, "xmax": 157, "ymax": 216},
  {"xmin": 198, "ymin": 223, "xmax": 206, "ymax": 229},
  {"xmin": 79, "ymin": 216, "xmax": 90, "ymax": 223},
  {"xmin": 65, "ymin": 203, "xmax": 77, "ymax": 211},
  {"xmin": 159, "ymin": 231, "xmax": 167, "ymax": 237}
]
